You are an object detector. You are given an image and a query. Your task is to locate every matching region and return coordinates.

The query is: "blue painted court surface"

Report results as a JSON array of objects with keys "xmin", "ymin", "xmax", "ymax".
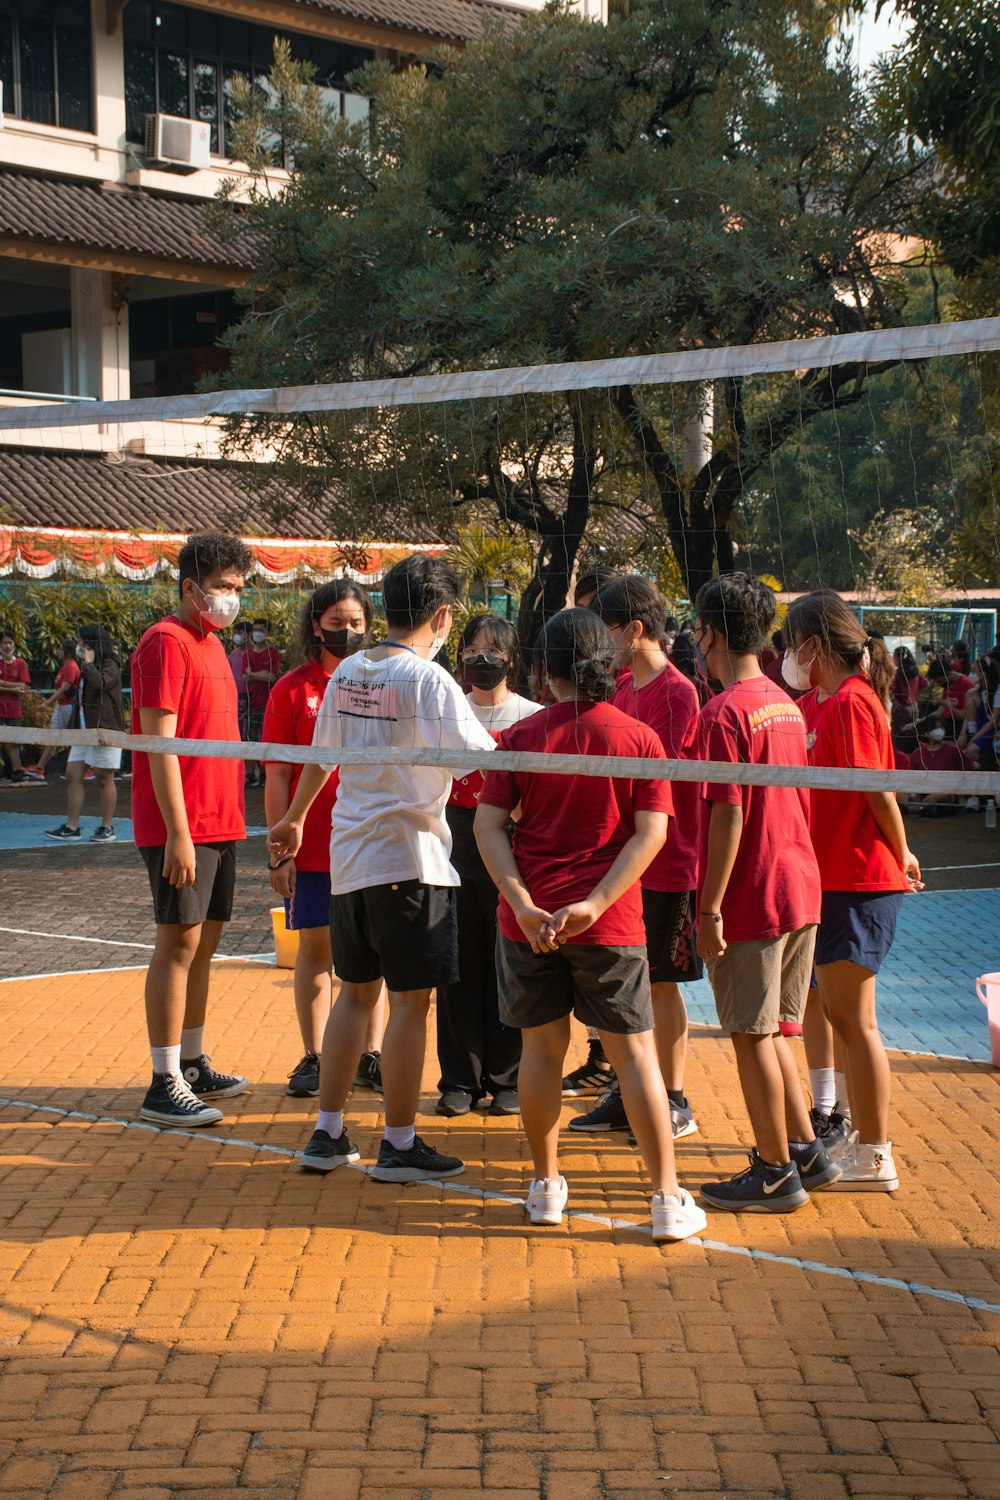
[{"xmin": 0, "ymin": 813, "xmax": 268, "ymax": 850}]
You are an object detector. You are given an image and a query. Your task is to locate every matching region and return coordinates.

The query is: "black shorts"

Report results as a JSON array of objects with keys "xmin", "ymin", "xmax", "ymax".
[
  {"xmin": 330, "ymin": 879, "xmax": 459, "ymax": 991},
  {"xmin": 642, "ymin": 888, "xmax": 703, "ymax": 985},
  {"xmin": 496, "ymin": 933, "xmax": 653, "ymax": 1035},
  {"xmin": 140, "ymin": 841, "xmax": 237, "ymax": 927},
  {"xmin": 0, "ymin": 715, "xmax": 20, "ymax": 728}
]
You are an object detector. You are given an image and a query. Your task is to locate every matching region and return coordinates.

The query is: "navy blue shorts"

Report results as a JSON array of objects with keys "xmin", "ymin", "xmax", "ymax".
[
  {"xmin": 814, "ymin": 890, "xmax": 904, "ymax": 974},
  {"xmin": 284, "ymin": 869, "xmax": 332, "ymax": 931}
]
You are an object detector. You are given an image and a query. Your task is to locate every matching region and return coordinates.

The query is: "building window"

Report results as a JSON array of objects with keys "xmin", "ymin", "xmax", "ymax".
[
  {"xmin": 124, "ymin": 2, "xmax": 371, "ymax": 156},
  {"xmin": 0, "ymin": 0, "xmax": 93, "ymax": 133},
  {"xmin": 129, "ymin": 288, "xmax": 240, "ymax": 399}
]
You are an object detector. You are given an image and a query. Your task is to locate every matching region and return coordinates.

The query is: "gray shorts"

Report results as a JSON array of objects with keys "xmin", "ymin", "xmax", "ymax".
[
  {"xmin": 496, "ymin": 933, "xmax": 653, "ymax": 1035},
  {"xmin": 707, "ymin": 925, "xmax": 816, "ymax": 1036}
]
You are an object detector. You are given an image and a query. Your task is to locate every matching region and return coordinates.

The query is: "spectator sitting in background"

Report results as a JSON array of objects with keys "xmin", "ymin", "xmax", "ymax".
[
  {"xmin": 28, "ymin": 639, "xmax": 80, "ymax": 780},
  {"xmin": 0, "ymin": 629, "xmax": 32, "ymax": 784},
  {"xmin": 951, "ymin": 639, "xmax": 972, "ymax": 675},
  {"xmin": 908, "ymin": 728, "xmax": 972, "ymax": 815},
  {"xmin": 244, "ymin": 618, "xmax": 281, "ymax": 788},
  {"xmin": 915, "ymin": 658, "xmax": 973, "ymax": 740},
  {"xmin": 890, "ymin": 647, "xmax": 921, "ymax": 738},
  {"xmin": 958, "ymin": 655, "xmax": 1000, "ymax": 778}
]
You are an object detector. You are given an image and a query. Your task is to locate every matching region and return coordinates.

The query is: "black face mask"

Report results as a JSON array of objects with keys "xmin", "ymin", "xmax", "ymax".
[
  {"xmin": 464, "ymin": 658, "xmax": 508, "ymax": 690},
  {"xmin": 318, "ymin": 626, "xmax": 367, "ymax": 657}
]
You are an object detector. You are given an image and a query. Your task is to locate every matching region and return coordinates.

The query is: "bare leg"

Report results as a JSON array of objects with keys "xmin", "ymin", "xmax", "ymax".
[
  {"xmin": 773, "ymin": 1033, "xmax": 816, "ymax": 1142},
  {"xmin": 518, "ymin": 1016, "xmax": 571, "ymax": 1181},
  {"xmin": 145, "ymin": 923, "xmax": 203, "ymax": 1048},
  {"xmin": 182, "ymin": 919, "xmax": 225, "ymax": 1031},
  {"xmin": 816, "ymin": 961, "xmax": 890, "ymax": 1143},
  {"xmin": 293, "ymin": 925, "xmax": 334, "ymax": 1053},
  {"xmin": 1, "ymin": 741, "xmax": 23, "ymax": 774},
  {"xmin": 317, "ymin": 978, "xmax": 397, "ymax": 1115},
  {"xmin": 94, "ymin": 767, "xmax": 117, "ymax": 828},
  {"xmin": 379, "ymin": 989, "xmax": 433, "ymax": 1127},
  {"xmin": 802, "ymin": 989, "xmax": 834, "ymax": 1071},
  {"xmin": 36, "ymin": 743, "xmax": 56, "ymax": 772},
  {"xmin": 65, "ymin": 760, "xmax": 86, "ymax": 830},
  {"xmin": 730, "ymin": 1032, "xmax": 791, "ymax": 1165},
  {"xmin": 365, "ymin": 985, "xmax": 388, "ymax": 1055},
  {"xmin": 650, "ymin": 981, "xmax": 687, "ymax": 1092},
  {"xmin": 600, "ymin": 1028, "xmax": 678, "ymax": 1196}
]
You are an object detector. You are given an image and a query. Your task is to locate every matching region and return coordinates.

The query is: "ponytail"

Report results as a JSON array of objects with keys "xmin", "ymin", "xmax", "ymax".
[{"xmin": 541, "ymin": 608, "xmax": 616, "ymax": 702}]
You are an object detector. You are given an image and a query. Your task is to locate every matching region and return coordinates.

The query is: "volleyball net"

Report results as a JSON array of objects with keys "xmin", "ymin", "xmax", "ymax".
[{"xmin": 1, "ymin": 316, "xmax": 999, "ymax": 799}]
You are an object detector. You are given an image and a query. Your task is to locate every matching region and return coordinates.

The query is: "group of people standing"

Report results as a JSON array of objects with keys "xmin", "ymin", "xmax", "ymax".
[{"xmin": 114, "ymin": 530, "xmax": 922, "ymax": 1247}]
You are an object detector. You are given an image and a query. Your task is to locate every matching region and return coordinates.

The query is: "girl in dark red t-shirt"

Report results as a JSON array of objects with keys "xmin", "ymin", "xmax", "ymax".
[
  {"xmin": 784, "ymin": 591, "xmax": 923, "ymax": 1195},
  {"xmin": 476, "ymin": 608, "xmax": 705, "ymax": 1244},
  {"xmin": 263, "ymin": 581, "xmax": 385, "ymax": 1101}
]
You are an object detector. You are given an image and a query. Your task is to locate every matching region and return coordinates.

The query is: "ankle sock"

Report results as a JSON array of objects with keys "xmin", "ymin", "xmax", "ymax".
[
  {"xmin": 317, "ymin": 1110, "xmax": 343, "ymax": 1139},
  {"xmin": 667, "ymin": 1090, "xmax": 687, "ymax": 1108},
  {"xmin": 180, "ymin": 1027, "xmax": 204, "ymax": 1060},
  {"xmin": 808, "ymin": 1067, "xmax": 836, "ymax": 1114},
  {"xmin": 384, "ymin": 1124, "xmax": 416, "ymax": 1152},
  {"xmin": 151, "ymin": 1044, "xmax": 181, "ymax": 1077}
]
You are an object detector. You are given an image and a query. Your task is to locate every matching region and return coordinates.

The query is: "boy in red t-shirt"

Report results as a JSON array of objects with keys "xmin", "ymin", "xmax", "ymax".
[
  {"xmin": 692, "ymin": 574, "xmax": 841, "ymax": 1212},
  {"xmin": 0, "ymin": 630, "xmax": 32, "ymax": 783},
  {"xmin": 131, "ymin": 531, "xmax": 253, "ymax": 1129}
]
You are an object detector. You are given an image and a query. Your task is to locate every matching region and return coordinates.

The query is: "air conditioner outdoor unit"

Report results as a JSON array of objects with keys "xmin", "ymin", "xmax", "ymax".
[{"xmin": 144, "ymin": 113, "xmax": 211, "ymax": 169}]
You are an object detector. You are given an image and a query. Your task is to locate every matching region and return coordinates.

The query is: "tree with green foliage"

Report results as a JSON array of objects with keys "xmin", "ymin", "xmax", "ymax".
[{"xmin": 216, "ymin": 0, "xmax": 929, "ymax": 650}]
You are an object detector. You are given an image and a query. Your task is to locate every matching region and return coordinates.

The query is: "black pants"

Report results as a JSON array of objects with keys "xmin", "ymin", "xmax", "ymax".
[{"xmin": 435, "ymin": 805, "xmax": 521, "ymax": 1098}]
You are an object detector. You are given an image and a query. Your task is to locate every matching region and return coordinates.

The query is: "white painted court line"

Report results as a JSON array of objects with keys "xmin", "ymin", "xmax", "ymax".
[
  {"xmin": 0, "ymin": 952, "xmax": 275, "ymax": 983},
  {"xmin": 0, "ymin": 1095, "xmax": 997, "ymax": 1318},
  {"xmin": 923, "ymin": 862, "xmax": 1000, "ymax": 872}
]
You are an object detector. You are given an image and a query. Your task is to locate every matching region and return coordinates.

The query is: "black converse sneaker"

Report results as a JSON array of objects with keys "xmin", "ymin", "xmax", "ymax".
[
  {"xmin": 369, "ymin": 1135, "xmax": 465, "ymax": 1182},
  {"xmin": 140, "ymin": 1073, "xmax": 224, "ymax": 1128},
  {"xmin": 180, "ymin": 1054, "xmax": 248, "ymax": 1099},
  {"xmin": 287, "ymin": 1053, "xmax": 321, "ymax": 1097},
  {"xmin": 298, "ymin": 1128, "xmax": 360, "ymax": 1172},
  {"xmin": 700, "ymin": 1149, "xmax": 810, "ymax": 1213},
  {"xmin": 561, "ymin": 1039, "xmax": 615, "ymax": 1096}
]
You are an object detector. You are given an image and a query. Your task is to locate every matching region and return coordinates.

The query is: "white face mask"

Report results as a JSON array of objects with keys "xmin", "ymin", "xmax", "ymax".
[
  {"xmin": 781, "ymin": 645, "xmax": 814, "ymax": 692},
  {"xmin": 194, "ymin": 584, "xmax": 240, "ymax": 632},
  {"xmin": 233, "ymin": 632, "xmax": 246, "ymax": 647},
  {"xmin": 252, "ymin": 630, "xmax": 267, "ymax": 645}
]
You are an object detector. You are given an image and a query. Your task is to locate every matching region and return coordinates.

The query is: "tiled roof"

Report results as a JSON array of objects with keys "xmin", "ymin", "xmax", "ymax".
[
  {"xmin": 0, "ymin": 170, "xmax": 257, "ymax": 272},
  {"xmin": 297, "ymin": 0, "xmax": 525, "ymax": 41},
  {"xmin": 0, "ymin": 450, "xmax": 443, "ymax": 544}
]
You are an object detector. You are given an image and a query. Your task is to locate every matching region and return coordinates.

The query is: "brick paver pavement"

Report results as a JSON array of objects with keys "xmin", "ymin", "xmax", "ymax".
[{"xmin": 1, "ymin": 960, "xmax": 998, "ymax": 1499}]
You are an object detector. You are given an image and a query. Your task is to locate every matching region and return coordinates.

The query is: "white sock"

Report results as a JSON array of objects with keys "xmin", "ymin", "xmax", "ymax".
[
  {"xmin": 385, "ymin": 1124, "xmax": 416, "ymax": 1152},
  {"xmin": 151, "ymin": 1044, "xmax": 181, "ymax": 1077},
  {"xmin": 809, "ymin": 1067, "xmax": 836, "ymax": 1115},
  {"xmin": 586, "ymin": 1026, "xmax": 600, "ymax": 1041},
  {"xmin": 834, "ymin": 1072, "xmax": 850, "ymax": 1117},
  {"xmin": 180, "ymin": 1027, "xmax": 204, "ymax": 1060},
  {"xmin": 317, "ymin": 1109, "xmax": 343, "ymax": 1139}
]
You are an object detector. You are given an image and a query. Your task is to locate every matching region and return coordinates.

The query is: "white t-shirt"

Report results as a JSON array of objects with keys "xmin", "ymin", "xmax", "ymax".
[
  {"xmin": 314, "ymin": 647, "xmax": 497, "ymax": 893},
  {"xmin": 469, "ymin": 692, "xmax": 542, "ymax": 734}
]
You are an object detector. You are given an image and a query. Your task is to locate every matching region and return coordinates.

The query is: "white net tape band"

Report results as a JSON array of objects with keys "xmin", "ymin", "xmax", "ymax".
[
  {"xmin": 0, "ymin": 317, "xmax": 998, "ymax": 431},
  {"xmin": 5, "ymin": 728, "xmax": 996, "ymax": 796}
]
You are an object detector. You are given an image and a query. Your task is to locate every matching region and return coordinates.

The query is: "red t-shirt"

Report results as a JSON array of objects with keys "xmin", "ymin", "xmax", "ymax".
[
  {"xmin": 478, "ymin": 699, "xmax": 674, "ymax": 946},
  {"xmin": 0, "ymin": 656, "xmax": 30, "ymax": 718},
  {"xmin": 697, "ymin": 676, "xmax": 821, "ymax": 941},
  {"xmin": 800, "ymin": 675, "xmax": 907, "ymax": 893},
  {"xmin": 891, "ymin": 670, "xmax": 921, "ymax": 707},
  {"xmin": 245, "ymin": 645, "xmax": 281, "ymax": 711},
  {"xmin": 54, "ymin": 659, "xmax": 81, "ymax": 699},
  {"xmin": 612, "ymin": 662, "xmax": 701, "ymax": 893},
  {"xmin": 909, "ymin": 741, "xmax": 971, "ymax": 773},
  {"xmin": 130, "ymin": 617, "xmax": 245, "ymax": 848},
  {"xmin": 941, "ymin": 673, "xmax": 973, "ymax": 719},
  {"xmin": 262, "ymin": 661, "xmax": 339, "ymax": 873}
]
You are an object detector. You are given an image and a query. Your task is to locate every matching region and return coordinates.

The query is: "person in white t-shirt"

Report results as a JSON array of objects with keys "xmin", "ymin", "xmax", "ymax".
[
  {"xmin": 267, "ymin": 555, "xmax": 496, "ymax": 1184},
  {"xmin": 437, "ymin": 615, "xmax": 541, "ymax": 1118}
]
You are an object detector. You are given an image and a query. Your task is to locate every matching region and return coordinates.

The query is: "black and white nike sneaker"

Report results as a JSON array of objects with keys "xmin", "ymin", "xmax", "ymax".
[
  {"xmin": 181, "ymin": 1054, "xmax": 248, "ymax": 1099},
  {"xmin": 140, "ymin": 1073, "xmax": 223, "ymax": 1128},
  {"xmin": 700, "ymin": 1150, "xmax": 810, "ymax": 1213},
  {"xmin": 368, "ymin": 1135, "xmax": 465, "ymax": 1182},
  {"xmin": 789, "ymin": 1138, "xmax": 842, "ymax": 1190},
  {"xmin": 298, "ymin": 1128, "xmax": 360, "ymax": 1172}
]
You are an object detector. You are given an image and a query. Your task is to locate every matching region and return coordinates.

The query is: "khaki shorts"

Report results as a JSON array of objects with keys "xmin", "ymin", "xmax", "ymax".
[{"xmin": 707, "ymin": 925, "xmax": 816, "ymax": 1036}]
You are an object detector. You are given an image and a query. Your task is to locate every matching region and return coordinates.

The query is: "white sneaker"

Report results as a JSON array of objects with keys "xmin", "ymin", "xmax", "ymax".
[
  {"xmin": 828, "ymin": 1126, "xmax": 858, "ymax": 1164},
  {"xmin": 670, "ymin": 1099, "xmax": 699, "ymax": 1140},
  {"xmin": 525, "ymin": 1176, "xmax": 568, "ymax": 1225},
  {"xmin": 651, "ymin": 1187, "xmax": 707, "ymax": 1242},
  {"xmin": 827, "ymin": 1141, "xmax": 899, "ymax": 1192}
]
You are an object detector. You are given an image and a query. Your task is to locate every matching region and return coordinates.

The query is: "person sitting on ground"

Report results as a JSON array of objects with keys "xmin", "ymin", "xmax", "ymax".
[
  {"xmin": 692, "ymin": 573, "xmax": 840, "ymax": 1213},
  {"xmin": 958, "ymin": 656, "xmax": 1000, "ymax": 774},
  {"xmin": 475, "ymin": 608, "xmax": 706, "ymax": 1241},
  {"xmin": 269, "ymin": 554, "xmax": 497, "ymax": 1185},
  {"xmin": 916, "ymin": 657, "xmax": 973, "ymax": 740},
  {"xmin": 46, "ymin": 626, "xmax": 125, "ymax": 843},
  {"xmin": 28, "ymin": 640, "xmax": 80, "ymax": 780},
  {"xmin": 0, "ymin": 629, "xmax": 31, "ymax": 784},
  {"xmin": 131, "ymin": 530, "xmax": 253, "ymax": 1128},
  {"xmin": 264, "ymin": 580, "xmax": 387, "ymax": 1102},
  {"xmin": 436, "ymin": 614, "xmax": 540, "ymax": 1119},
  {"xmin": 908, "ymin": 728, "xmax": 972, "ymax": 814}
]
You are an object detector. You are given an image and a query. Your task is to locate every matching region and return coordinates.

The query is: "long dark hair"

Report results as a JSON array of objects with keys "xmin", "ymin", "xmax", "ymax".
[
  {"xmin": 784, "ymin": 591, "xmax": 893, "ymax": 709},
  {"xmin": 78, "ymin": 624, "xmax": 119, "ymax": 663},
  {"xmin": 299, "ymin": 579, "xmax": 374, "ymax": 660},
  {"xmin": 541, "ymin": 608, "xmax": 616, "ymax": 702},
  {"xmin": 457, "ymin": 613, "xmax": 520, "ymax": 691}
]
